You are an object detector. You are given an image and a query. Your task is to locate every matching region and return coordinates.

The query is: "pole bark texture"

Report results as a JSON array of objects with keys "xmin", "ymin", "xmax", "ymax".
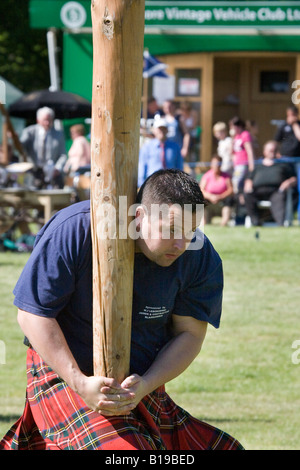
[{"xmin": 91, "ymin": 0, "xmax": 145, "ymax": 382}]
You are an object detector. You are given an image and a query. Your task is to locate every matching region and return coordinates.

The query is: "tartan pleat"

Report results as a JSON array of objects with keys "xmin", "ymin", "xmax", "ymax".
[{"xmin": 0, "ymin": 349, "xmax": 244, "ymax": 450}]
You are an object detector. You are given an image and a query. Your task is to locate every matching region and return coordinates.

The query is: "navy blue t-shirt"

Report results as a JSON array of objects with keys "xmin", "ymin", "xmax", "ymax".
[{"xmin": 13, "ymin": 200, "xmax": 223, "ymax": 376}]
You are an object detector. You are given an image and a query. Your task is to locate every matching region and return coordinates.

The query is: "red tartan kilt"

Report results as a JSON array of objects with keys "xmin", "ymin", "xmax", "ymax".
[{"xmin": 0, "ymin": 348, "xmax": 244, "ymax": 450}]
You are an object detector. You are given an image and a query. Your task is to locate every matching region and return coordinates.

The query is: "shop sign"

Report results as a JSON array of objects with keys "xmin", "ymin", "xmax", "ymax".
[
  {"xmin": 30, "ymin": 0, "xmax": 91, "ymax": 28},
  {"xmin": 145, "ymin": 1, "xmax": 300, "ymax": 28},
  {"xmin": 29, "ymin": 0, "xmax": 300, "ymax": 29},
  {"xmin": 60, "ymin": 1, "xmax": 87, "ymax": 28}
]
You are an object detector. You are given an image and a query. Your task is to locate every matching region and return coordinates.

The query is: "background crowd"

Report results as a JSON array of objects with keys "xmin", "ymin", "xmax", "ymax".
[
  {"xmin": 139, "ymin": 98, "xmax": 299, "ymax": 227},
  {"xmin": 0, "ymin": 98, "xmax": 299, "ymax": 230}
]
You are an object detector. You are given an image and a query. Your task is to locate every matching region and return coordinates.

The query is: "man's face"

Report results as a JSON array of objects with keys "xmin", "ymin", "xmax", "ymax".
[
  {"xmin": 263, "ymin": 142, "xmax": 277, "ymax": 160},
  {"xmin": 136, "ymin": 204, "xmax": 199, "ymax": 267},
  {"xmin": 37, "ymin": 113, "xmax": 53, "ymax": 131}
]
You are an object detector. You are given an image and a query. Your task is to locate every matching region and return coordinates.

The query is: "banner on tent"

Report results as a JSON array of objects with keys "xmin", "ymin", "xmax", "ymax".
[{"xmin": 29, "ymin": 1, "xmax": 300, "ymax": 29}]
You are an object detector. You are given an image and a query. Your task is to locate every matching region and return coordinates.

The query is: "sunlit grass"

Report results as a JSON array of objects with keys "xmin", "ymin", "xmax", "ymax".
[
  {"xmin": 167, "ymin": 226, "xmax": 300, "ymax": 450},
  {"xmin": 1, "ymin": 226, "xmax": 300, "ymax": 449}
]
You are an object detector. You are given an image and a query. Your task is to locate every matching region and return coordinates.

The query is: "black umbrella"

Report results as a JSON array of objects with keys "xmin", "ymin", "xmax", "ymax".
[{"xmin": 8, "ymin": 89, "xmax": 91, "ymax": 120}]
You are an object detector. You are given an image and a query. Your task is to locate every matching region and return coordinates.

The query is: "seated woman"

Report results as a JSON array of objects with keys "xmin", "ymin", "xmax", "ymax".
[{"xmin": 200, "ymin": 155, "xmax": 234, "ymax": 226}]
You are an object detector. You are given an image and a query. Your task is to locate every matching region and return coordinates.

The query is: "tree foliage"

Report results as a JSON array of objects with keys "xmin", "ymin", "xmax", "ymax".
[{"xmin": 0, "ymin": 0, "xmax": 55, "ymax": 92}]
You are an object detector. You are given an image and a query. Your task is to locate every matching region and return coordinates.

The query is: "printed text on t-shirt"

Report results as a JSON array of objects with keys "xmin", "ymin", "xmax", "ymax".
[{"xmin": 138, "ymin": 306, "xmax": 169, "ymax": 319}]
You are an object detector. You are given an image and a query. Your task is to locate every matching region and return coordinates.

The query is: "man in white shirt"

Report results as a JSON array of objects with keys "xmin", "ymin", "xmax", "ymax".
[{"xmin": 20, "ymin": 107, "xmax": 67, "ymax": 188}]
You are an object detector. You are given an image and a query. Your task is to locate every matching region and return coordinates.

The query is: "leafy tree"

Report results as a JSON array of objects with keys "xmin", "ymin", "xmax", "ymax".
[{"xmin": 0, "ymin": 0, "xmax": 57, "ymax": 91}]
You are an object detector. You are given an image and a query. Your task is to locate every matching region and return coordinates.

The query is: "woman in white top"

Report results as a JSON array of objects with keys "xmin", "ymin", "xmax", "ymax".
[{"xmin": 64, "ymin": 124, "xmax": 91, "ymax": 174}]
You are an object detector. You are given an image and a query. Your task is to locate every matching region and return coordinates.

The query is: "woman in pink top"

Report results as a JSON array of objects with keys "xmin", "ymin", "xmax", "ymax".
[
  {"xmin": 230, "ymin": 117, "xmax": 255, "ymax": 195},
  {"xmin": 200, "ymin": 155, "xmax": 234, "ymax": 226},
  {"xmin": 64, "ymin": 124, "xmax": 91, "ymax": 174}
]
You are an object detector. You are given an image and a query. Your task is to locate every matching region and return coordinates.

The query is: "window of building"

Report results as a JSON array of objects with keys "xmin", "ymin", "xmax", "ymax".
[
  {"xmin": 260, "ymin": 71, "xmax": 290, "ymax": 93},
  {"xmin": 252, "ymin": 60, "xmax": 294, "ymax": 101}
]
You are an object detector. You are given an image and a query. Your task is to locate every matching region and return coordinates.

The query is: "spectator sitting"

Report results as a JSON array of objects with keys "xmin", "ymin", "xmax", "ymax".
[
  {"xmin": 138, "ymin": 118, "xmax": 183, "ymax": 187},
  {"xmin": 200, "ymin": 155, "xmax": 234, "ymax": 227},
  {"xmin": 64, "ymin": 124, "xmax": 91, "ymax": 175},
  {"xmin": 212, "ymin": 122, "xmax": 233, "ymax": 174},
  {"xmin": 244, "ymin": 140, "xmax": 297, "ymax": 226}
]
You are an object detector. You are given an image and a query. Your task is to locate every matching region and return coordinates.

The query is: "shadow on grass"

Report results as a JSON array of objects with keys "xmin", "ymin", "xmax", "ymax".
[
  {"xmin": 0, "ymin": 414, "xmax": 20, "ymax": 423},
  {"xmin": 198, "ymin": 416, "xmax": 274, "ymax": 424}
]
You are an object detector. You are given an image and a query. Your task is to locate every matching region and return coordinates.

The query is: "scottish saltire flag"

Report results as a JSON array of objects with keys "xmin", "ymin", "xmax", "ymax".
[{"xmin": 143, "ymin": 50, "xmax": 169, "ymax": 78}]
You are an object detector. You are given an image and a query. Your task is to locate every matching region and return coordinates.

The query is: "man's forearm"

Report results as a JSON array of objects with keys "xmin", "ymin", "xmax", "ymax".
[
  {"xmin": 17, "ymin": 309, "xmax": 135, "ymax": 414},
  {"xmin": 17, "ymin": 309, "xmax": 86, "ymax": 394},
  {"xmin": 142, "ymin": 323, "xmax": 207, "ymax": 395}
]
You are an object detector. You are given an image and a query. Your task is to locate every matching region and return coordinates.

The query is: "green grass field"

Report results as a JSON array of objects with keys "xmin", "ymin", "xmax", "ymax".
[{"xmin": 0, "ymin": 225, "xmax": 299, "ymax": 450}]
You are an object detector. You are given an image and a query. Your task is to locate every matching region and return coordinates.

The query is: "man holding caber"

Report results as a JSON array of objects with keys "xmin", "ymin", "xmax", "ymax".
[{"xmin": 0, "ymin": 169, "xmax": 244, "ymax": 450}]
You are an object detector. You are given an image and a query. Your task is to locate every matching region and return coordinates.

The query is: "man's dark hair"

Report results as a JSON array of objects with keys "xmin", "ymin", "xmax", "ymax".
[{"xmin": 136, "ymin": 169, "xmax": 205, "ymax": 211}]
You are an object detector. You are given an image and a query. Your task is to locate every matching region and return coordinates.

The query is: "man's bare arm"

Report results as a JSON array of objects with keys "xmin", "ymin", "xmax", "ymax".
[
  {"xmin": 17, "ymin": 309, "xmax": 134, "ymax": 415},
  {"xmin": 105, "ymin": 315, "xmax": 208, "ymax": 412},
  {"xmin": 141, "ymin": 315, "xmax": 207, "ymax": 392}
]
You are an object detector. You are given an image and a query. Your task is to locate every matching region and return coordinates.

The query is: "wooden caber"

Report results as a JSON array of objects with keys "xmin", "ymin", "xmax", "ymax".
[{"xmin": 90, "ymin": 0, "xmax": 145, "ymax": 382}]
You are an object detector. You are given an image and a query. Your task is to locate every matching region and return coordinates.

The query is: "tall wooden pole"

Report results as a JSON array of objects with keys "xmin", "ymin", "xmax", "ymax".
[
  {"xmin": 91, "ymin": 0, "xmax": 145, "ymax": 382},
  {"xmin": 0, "ymin": 103, "xmax": 27, "ymax": 162}
]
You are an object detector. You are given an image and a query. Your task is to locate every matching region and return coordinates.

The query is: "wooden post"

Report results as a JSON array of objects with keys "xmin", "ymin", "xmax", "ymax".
[
  {"xmin": 90, "ymin": 0, "xmax": 145, "ymax": 382},
  {"xmin": 0, "ymin": 103, "xmax": 27, "ymax": 162}
]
